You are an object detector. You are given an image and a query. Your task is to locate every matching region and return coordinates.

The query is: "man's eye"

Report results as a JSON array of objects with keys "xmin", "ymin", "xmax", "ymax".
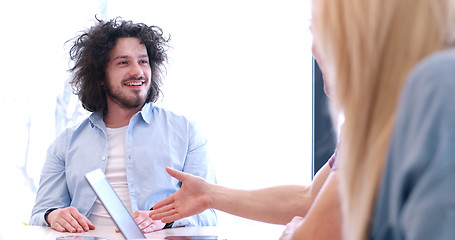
[
  {"xmin": 140, "ymin": 60, "xmax": 148, "ymax": 64},
  {"xmin": 118, "ymin": 61, "xmax": 128, "ymax": 65}
]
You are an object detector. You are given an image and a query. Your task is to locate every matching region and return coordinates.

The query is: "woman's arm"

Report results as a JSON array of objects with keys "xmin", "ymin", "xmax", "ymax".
[
  {"xmin": 151, "ymin": 161, "xmax": 333, "ymax": 225},
  {"xmin": 280, "ymin": 171, "xmax": 342, "ymax": 240}
]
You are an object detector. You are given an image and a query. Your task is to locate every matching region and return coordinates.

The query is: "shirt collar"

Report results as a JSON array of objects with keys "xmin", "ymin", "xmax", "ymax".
[
  {"xmin": 88, "ymin": 110, "xmax": 105, "ymax": 129},
  {"xmin": 88, "ymin": 102, "xmax": 154, "ymax": 128},
  {"xmin": 138, "ymin": 102, "xmax": 153, "ymax": 125}
]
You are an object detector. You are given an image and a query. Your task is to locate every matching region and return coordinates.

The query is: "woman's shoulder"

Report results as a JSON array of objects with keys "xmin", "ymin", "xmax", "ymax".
[
  {"xmin": 391, "ymin": 48, "xmax": 455, "ymax": 149},
  {"xmin": 400, "ymin": 48, "xmax": 455, "ymax": 110},
  {"xmin": 407, "ymin": 48, "xmax": 455, "ymax": 90}
]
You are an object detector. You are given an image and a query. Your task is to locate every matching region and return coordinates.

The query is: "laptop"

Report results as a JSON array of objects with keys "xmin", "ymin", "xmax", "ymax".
[{"xmin": 85, "ymin": 168, "xmax": 146, "ymax": 240}]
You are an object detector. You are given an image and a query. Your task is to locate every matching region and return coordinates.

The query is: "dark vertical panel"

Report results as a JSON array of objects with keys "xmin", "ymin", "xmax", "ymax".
[{"xmin": 312, "ymin": 58, "xmax": 337, "ymax": 178}]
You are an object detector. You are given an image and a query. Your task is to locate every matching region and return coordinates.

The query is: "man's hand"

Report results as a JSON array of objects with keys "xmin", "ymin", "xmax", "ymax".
[
  {"xmin": 150, "ymin": 167, "xmax": 211, "ymax": 223},
  {"xmin": 47, "ymin": 206, "xmax": 95, "ymax": 233},
  {"xmin": 116, "ymin": 210, "xmax": 165, "ymax": 233}
]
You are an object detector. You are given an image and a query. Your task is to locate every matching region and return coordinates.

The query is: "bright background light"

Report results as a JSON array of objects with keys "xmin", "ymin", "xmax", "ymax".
[{"xmin": 0, "ymin": 0, "xmax": 313, "ymax": 233}]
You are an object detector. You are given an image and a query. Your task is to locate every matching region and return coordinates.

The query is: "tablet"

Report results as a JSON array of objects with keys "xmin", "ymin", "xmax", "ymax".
[{"xmin": 85, "ymin": 169, "xmax": 146, "ymax": 239}]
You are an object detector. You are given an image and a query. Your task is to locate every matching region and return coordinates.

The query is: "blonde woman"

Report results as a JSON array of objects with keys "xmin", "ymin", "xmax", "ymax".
[{"xmin": 311, "ymin": 0, "xmax": 455, "ymax": 239}]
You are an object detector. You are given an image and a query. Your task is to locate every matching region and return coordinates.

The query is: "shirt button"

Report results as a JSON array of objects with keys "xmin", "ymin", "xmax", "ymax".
[{"xmin": 102, "ymin": 156, "xmax": 106, "ymax": 161}]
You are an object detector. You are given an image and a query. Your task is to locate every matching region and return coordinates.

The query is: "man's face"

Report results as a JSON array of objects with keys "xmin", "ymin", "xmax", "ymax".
[{"xmin": 104, "ymin": 37, "xmax": 152, "ymax": 110}]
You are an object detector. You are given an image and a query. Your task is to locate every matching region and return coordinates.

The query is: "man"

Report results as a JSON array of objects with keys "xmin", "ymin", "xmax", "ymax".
[{"xmin": 29, "ymin": 17, "xmax": 217, "ymax": 233}]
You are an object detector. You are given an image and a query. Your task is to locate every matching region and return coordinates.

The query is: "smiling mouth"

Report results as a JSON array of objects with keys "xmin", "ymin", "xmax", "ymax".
[{"xmin": 124, "ymin": 80, "xmax": 145, "ymax": 86}]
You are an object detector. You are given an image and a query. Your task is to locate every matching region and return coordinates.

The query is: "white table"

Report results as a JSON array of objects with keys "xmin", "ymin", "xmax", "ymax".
[{"xmin": 0, "ymin": 224, "xmax": 285, "ymax": 239}]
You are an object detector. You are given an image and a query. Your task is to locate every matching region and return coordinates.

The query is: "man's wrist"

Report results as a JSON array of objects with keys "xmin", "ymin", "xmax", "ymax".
[
  {"xmin": 44, "ymin": 208, "xmax": 57, "ymax": 225},
  {"xmin": 150, "ymin": 207, "xmax": 174, "ymax": 229},
  {"xmin": 163, "ymin": 222, "xmax": 174, "ymax": 229}
]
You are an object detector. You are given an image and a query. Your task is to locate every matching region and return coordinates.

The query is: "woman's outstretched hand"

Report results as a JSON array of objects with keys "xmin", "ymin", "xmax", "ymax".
[{"xmin": 149, "ymin": 167, "xmax": 212, "ymax": 223}]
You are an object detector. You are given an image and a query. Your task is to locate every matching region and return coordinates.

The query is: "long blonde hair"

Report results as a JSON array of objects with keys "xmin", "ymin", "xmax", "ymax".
[{"xmin": 311, "ymin": 0, "xmax": 455, "ymax": 239}]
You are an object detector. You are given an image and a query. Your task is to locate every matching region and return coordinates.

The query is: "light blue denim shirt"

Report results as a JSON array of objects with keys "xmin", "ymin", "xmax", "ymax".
[
  {"xmin": 30, "ymin": 102, "xmax": 217, "ymax": 227},
  {"xmin": 369, "ymin": 49, "xmax": 455, "ymax": 239}
]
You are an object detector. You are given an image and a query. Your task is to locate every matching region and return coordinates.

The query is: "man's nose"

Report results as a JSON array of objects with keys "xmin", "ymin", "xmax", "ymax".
[{"xmin": 129, "ymin": 62, "xmax": 144, "ymax": 78}]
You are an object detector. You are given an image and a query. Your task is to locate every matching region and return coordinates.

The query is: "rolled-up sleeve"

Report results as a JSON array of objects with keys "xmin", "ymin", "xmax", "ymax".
[{"xmin": 30, "ymin": 132, "xmax": 71, "ymax": 226}]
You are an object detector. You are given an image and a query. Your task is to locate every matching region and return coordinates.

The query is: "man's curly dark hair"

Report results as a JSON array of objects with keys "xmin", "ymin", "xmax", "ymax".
[{"xmin": 68, "ymin": 17, "xmax": 170, "ymax": 112}]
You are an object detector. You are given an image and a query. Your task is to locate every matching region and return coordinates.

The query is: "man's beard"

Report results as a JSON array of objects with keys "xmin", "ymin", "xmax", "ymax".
[{"xmin": 104, "ymin": 81, "xmax": 151, "ymax": 109}]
